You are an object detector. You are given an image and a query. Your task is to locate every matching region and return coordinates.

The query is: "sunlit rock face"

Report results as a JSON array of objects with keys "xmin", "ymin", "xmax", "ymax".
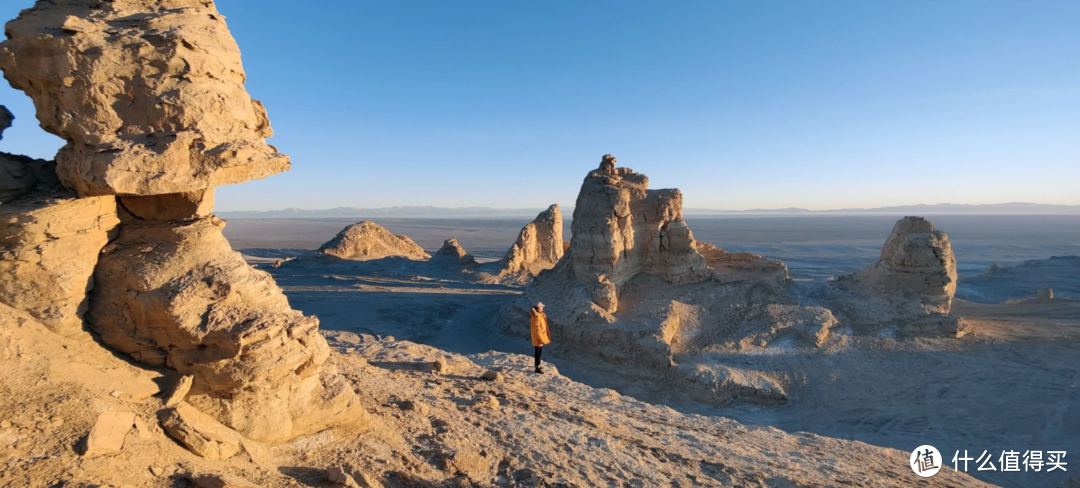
[
  {"xmin": 499, "ymin": 204, "xmax": 563, "ymax": 277},
  {"xmin": 838, "ymin": 216, "xmax": 958, "ymax": 315},
  {"xmin": 0, "ymin": 0, "xmax": 289, "ymax": 197},
  {"xmin": 567, "ymin": 158, "xmax": 709, "ymax": 312}
]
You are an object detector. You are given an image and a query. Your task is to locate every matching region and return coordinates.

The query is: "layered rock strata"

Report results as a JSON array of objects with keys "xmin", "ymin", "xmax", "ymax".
[
  {"xmin": 566, "ymin": 158, "xmax": 709, "ymax": 313},
  {"xmin": 89, "ymin": 217, "xmax": 367, "ymax": 442},
  {"xmin": 499, "ymin": 204, "xmax": 563, "ymax": 277},
  {"xmin": 0, "ymin": 0, "xmax": 365, "ymax": 449},
  {"xmin": 0, "ymin": 192, "xmax": 118, "ymax": 335},
  {"xmin": 837, "ymin": 216, "xmax": 958, "ymax": 315},
  {"xmin": 319, "ymin": 221, "xmax": 430, "ymax": 261},
  {"xmin": 0, "ymin": 0, "xmax": 290, "ymax": 196}
]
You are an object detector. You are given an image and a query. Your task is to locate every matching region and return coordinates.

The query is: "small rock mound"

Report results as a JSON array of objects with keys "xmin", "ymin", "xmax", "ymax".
[
  {"xmin": 432, "ymin": 238, "xmax": 477, "ymax": 266},
  {"xmin": 499, "ymin": 204, "xmax": 563, "ymax": 277},
  {"xmin": 318, "ymin": 221, "xmax": 430, "ymax": 261}
]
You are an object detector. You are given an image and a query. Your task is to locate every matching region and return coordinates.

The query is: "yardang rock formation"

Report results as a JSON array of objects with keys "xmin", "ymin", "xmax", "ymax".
[
  {"xmin": 499, "ymin": 204, "xmax": 564, "ymax": 278},
  {"xmin": 318, "ymin": 221, "xmax": 430, "ymax": 261},
  {"xmin": 0, "ymin": 0, "xmax": 290, "ymax": 197},
  {"xmin": 0, "ymin": 0, "xmax": 365, "ymax": 452}
]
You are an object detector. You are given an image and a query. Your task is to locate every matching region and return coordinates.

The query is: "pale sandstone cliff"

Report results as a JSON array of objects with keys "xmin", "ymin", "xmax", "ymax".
[
  {"xmin": 0, "ymin": 0, "xmax": 362, "ymax": 454},
  {"xmin": 566, "ymin": 157, "xmax": 710, "ymax": 313},
  {"xmin": 498, "ymin": 204, "xmax": 563, "ymax": 278}
]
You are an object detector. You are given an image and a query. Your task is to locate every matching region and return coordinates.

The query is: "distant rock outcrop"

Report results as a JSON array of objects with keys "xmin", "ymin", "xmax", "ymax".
[
  {"xmin": 0, "ymin": 106, "xmax": 61, "ymax": 203},
  {"xmin": 838, "ymin": 216, "xmax": 958, "ymax": 315},
  {"xmin": 432, "ymin": 238, "xmax": 477, "ymax": 266},
  {"xmin": 0, "ymin": 0, "xmax": 290, "ymax": 197},
  {"xmin": 499, "ymin": 204, "xmax": 563, "ymax": 278},
  {"xmin": 566, "ymin": 159, "xmax": 709, "ymax": 312},
  {"xmin": 319, "ymin": 221, "xmax": 430, "ymax": 261}
]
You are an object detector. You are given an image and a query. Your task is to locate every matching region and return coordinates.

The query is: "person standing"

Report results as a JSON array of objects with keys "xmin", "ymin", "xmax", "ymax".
[{"xmin": 529, "ymin": 302, "xmax": 551, "ymax": 373}]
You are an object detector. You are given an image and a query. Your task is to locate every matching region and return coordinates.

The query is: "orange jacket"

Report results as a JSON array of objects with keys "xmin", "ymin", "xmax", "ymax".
[{"xmin": 530, "ymin": 308, "xmax": 551, "ymax": 347}]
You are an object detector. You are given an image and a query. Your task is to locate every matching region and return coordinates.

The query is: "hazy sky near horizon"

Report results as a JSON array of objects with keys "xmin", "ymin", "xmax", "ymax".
[{"xmin": 1, "ymin": 1, "xmax": 1078, "ymax": 211}]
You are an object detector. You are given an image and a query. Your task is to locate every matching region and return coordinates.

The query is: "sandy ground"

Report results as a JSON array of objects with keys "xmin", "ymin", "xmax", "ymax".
[{"xmin": 257, "ymin": 252, "xmax": 1080, "ymax": 488}]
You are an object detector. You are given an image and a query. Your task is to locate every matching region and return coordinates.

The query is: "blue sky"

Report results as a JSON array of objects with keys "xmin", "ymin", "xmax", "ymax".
[{"xmin": 1, "ymin": 1, "xmax": 1077, "ymax": 211}]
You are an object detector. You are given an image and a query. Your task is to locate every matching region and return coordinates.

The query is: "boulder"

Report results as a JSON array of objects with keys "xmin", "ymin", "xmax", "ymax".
[
  {"xmin": 0, "ymin": 0, "xmax": 290, "ymax": 196},
  {"xmin": 83, "ymin": 410, "xmax": 135, "ymax": 457},
  {"xmin": 837, "ymin": 216, "xmax": 957, "ymax": 315},
  {"xmin": 0, "ymin": 192, "xmax": 119, "ymax": 335},
  {"xmin": 90, "ymin": 217, "xmax": 368, "ymax": 443},
  {"xmin": 318, "ymin": 221, "xmax": 430, "ymax": 261},
  {"xmin": 499, "ymin": 204, "xmax": 563, "ymax": 277},
  {"xmin": 163, "ymin": 375, "xmax": 194, "ymax": 408},
  {"xmin": 432, "ymin": 238, "xmax": 477, "ymax": 266},
  {"xmin": 565, "ymin": 160, "xmax": 709, "ymax": 312},
  {"xmin": 159, "ymin": 402, "xmax": 243, "ymax": 461}
]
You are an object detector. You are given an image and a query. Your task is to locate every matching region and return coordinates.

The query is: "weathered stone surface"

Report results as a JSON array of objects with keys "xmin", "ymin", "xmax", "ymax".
[
  {"xmin": 837, "ymin": 216, "xmax": 957, "ymax": 314},
  {"xmin": 694, "ymin": 241, "xmax": 789, "ymax": 285},
  {"xmin": 159, "ymin": 402, "xmax": 241, "ymax": 460},
  {"xmin": 163, "ymin": 375, "xmax": 194, "ymax": 408},
  {"xmin": 566, "ymin": 161, "xmax": 709, "ymax": 313},
  {"xmin": 83, "ymin": 410, "xmax": 135, "ymax": 457},
  {"xmin": 318, "ymin": 221, "xmax": 430, "ymax": 261},
  {"xmin": 499, "ymin": 204, "xmax": 563, "ymax": 277},
  {"xmin": 0, "ymin": 0, "xmax": 290, "ymax": 196},
  {"xmin": 0, "ymin": 193, "xmax": 118, "ymax": 335},
  {"xmin": 90, "ymin": 217, "xmax": 368, "ymax": 443},
  {"xmin": 0, "ymin": 152, "xmax": 60, "ymax": 204},
  {"xmin": 0, "ymin": 106, "xmax": 62, "ymax": 204},
  {"xmin": 432, "ymin": 238, "xmax": 477, "ymax": 266},
  {"xmin": 120, "ymin": 188, "xmax": 214, "ymax": 221}
]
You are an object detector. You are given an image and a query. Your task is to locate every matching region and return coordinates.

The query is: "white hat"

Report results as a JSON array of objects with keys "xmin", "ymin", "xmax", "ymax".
[{"xmin": 535, "ymin": 302, "xmax": 545, "ymax": 308}]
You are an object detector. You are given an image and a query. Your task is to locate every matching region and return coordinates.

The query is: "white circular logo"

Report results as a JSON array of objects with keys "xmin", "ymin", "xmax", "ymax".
[{"xmin": 910, "ymin": 445, "xmax": 942, "ymax": 477}]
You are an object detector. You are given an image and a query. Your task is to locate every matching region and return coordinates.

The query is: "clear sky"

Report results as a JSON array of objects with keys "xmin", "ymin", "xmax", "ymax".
[{"xmin": 1, "ymin": 1, "xmax": 1078, "ymax": 211}]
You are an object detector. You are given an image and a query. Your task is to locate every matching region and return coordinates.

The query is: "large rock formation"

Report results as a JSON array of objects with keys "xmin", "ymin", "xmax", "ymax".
[
  {"xmin": 0, "ymin": 0, "xmax": 289, "ymax": 197},
  {"xmin": 319, "ymin": 221, "xmax": 430, "ymax": 261},
  {"xmin": 0, "ymin": 193, "xmax": 119, "ymax": 335},
  {"xmin": 565, "ymin": 158, "xmax": 709, "ymax": 313},
  {"xmin": 89, "ymin": 217, "xmax": 367, "ymax": 443},
  {"xmin": 498, "ymin": 204, "xmax": 563, "ymax": 277},
  {"xmin": 837, "ymin": 216, "xmax": 957, "ymax": 315},
  {"xmin": 0, "ymin": 0, "xmax": 365, "ymax": 450}
]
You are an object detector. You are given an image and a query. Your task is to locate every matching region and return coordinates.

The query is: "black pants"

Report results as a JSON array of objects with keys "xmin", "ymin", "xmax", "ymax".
[{"xmin": 534, "ymin": 346, "xmax": 543, "ymax": 368}]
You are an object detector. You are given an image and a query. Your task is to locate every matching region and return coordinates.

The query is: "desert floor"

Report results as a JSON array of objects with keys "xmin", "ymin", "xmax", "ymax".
[{"xmin": 224, "ymin": 216, "xmax": 1080, "ymax": 488}]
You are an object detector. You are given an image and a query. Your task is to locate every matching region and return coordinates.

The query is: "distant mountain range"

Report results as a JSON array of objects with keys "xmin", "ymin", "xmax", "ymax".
[
  {"xmin": 219, "ymin": 202, "xmax": 1080, "ymax": 218},
  {"xmin": 685, "ymin": 202, "xmax": 1080, "ymax": 215}
]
